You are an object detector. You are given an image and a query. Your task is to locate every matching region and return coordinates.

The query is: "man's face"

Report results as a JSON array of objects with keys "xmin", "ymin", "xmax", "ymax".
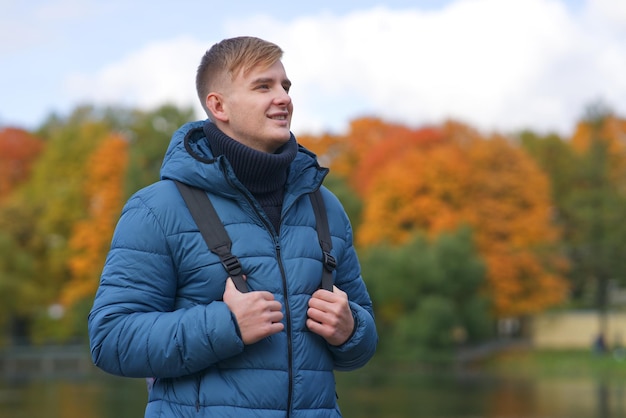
[{"xmin": 216, "ymin": 60, "xmax": 293, "ymax": 153}]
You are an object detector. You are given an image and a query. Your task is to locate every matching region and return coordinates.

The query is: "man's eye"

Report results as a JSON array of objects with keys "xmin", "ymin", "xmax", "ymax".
[{"xmin": 257, "ymin": 84, "xmax": 270, "ymax": 90}]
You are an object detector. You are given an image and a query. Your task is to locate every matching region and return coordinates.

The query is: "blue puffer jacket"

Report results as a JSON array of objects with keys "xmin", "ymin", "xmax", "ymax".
[{"xmin": 88, "ymin": 121, "xmax": 378, "ymax": 417}]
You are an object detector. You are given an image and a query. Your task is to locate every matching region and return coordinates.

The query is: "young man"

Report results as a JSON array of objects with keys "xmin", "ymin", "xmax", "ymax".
[{"xmin": 88, "ymin": 36, "xmax": 378, "ymax": 417}]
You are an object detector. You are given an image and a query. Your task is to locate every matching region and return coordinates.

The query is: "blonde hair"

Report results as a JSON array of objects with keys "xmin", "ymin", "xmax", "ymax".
[{"xmin": 196, "ymin": 36, "xmax": 284, "ymax": 115}]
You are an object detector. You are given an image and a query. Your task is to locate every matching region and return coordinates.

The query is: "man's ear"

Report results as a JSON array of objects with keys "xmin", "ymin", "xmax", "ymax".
[{"xmin": 206, "ymin": 93, "xmax": 228, "ymax": 122}]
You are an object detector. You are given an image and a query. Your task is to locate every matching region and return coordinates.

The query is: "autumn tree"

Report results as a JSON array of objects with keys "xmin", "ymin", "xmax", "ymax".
[
  {"xmin": 299, "ymin": 117, "xmax": 444, "ymax": 196},
  {"xmin": 571, "ymin": 108, "xmax": 626, "ymax": 189},
  {"xmin": 0, "ymin": 128, "xmax": 44, "ymax": 201},
  {"xmin": 353, "ymin": 120, "xmax": 568, "ymax": 318},
  {"xmin": 357, "ymin": 139, "xmax": 470, "ymax": 245},
  {"xmin": 61, "ymin": 134, "xmax": 129, "ymax": 309},
  {"xmin": 295, "ymin": 132, "xmax": 341, "ymax": 171},
  {"xmin": 0, "ymin": 128, "xmax": 45, "ymax": 341},
  {"xmin": 462, "ymin": 131, "xmax": 568, "ymax": 317},
  {"xmin": 0, "ymin": 108, "xmax": 116, "ymax": 342},
  {"xmin": 38, "ymin": 103, "xmax": 195, "ymax": 196},
  {"xmin": 0, "ymin": 104, "xmax": 197, "ymax": 342}
]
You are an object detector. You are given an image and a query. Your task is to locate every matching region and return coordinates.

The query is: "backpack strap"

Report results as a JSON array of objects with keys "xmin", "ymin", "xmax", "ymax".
[
  {"xmin": 174, "ymin": 180, "xmax": 334, "ymax": 293},
  {"xmin": 309, "ymin": 189, "xmax": 335, "ymax": 292},
  {"xmin": 174, "ymin": 180, "xmax": 249, "ymax": 293}
]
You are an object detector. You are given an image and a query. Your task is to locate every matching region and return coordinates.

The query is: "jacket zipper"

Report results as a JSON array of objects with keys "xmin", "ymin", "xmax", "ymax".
[
  {"xmin": 228, "ymin": 181, "xmax": 295, "ymax": 417},
  {"xmin": 254, "ymin": 212, "xmax": 294, "ymax": 417},
  {"xmin": 275, "ymin": 243, "xmax": 293, "ymax": 417},
  {"xmin": 196, "ymin": 375, "xmax": 201, "ymax": 412}
]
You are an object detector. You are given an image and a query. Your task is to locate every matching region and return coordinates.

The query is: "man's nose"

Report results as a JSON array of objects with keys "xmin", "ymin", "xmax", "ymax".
[{"xmin": 275, "ymin": 89, "xmax": 291, "ymax": 106}]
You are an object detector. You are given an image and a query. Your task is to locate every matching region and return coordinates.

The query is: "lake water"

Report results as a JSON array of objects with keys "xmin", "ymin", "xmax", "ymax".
[{"xmin": 2, "ymin": 366, "xmax": 625, "ymax": 417}]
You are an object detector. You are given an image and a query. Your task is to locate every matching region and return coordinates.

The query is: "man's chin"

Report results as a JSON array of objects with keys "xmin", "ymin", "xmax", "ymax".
[
  {"xmin": 274, "ymin": 128, "xmax": 292, "ymax": 141},
  {"xmin": 268, "ymin": 133, "xmax": 291, "ymax": 152}
]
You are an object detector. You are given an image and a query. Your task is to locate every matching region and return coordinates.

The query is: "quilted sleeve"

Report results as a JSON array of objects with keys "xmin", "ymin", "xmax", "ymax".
[
  {"xmin": 323, "ymin": 189, "xmax": 378, "ymax": 370},
  {"xmin": 88, "ymin": 191, "xmax": 244, "ymax": 379}
]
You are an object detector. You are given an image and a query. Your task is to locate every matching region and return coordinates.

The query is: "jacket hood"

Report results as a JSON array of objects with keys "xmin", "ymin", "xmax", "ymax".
[{"xmin": 160, "ymin": 120, "xmax": 328, "ymax": 199}]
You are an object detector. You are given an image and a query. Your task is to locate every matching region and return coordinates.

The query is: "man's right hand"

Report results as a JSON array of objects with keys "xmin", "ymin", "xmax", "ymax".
[{"xmin": 223, "ymin": 277, "xmax": 284, "ymax": 344}]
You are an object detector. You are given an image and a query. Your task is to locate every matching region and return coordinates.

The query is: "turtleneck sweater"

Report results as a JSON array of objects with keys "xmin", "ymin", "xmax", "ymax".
[{"xmin": 203, "ymin": 122, "xmax": 298, "ymax": 233}]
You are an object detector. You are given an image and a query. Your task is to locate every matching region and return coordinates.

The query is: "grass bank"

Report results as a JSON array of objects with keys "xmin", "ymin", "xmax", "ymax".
[{"xmin": 477, "ymin": 347, "xmax": 626, "ymax": 380}]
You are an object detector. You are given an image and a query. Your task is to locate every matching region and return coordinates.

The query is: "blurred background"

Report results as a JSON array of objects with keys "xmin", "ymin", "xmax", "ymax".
[{"xmin": 2, "ymin": 0, "xmax": 626, "ymax": 417}]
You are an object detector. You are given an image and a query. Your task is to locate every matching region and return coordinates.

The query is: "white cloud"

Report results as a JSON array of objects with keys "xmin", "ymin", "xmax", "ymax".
[
  {"xmin": 0, "ymin": 0, "xmax": 118, "ymax": 53},
  {"xmin": 62, "ymin": 0, "xmax": 626, "ymax": 136},
  {"xmin": 587, "ymin": 0, "xmax": 626, "ymax": 27},
  {"xmin": 65, "ymin": 36, "xmax": 209, "ymax": 117},
  {"xmin": 34, "ymin": 0, "xmax": 112, "ymax": 21}
]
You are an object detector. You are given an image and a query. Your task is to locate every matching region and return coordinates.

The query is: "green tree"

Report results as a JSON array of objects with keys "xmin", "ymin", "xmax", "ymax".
[
  {"xmin": 122, "ymin": 104, "xmax": 195, "ymax": 194},
  {"xmin": 322, "ymin": 173, "xmax": 363, "ymax": 229},
  {"xmin": 569, "ymin": 112, "xmax": 626, "ymax": 336},
  {"xmin": 0, "ymin": 225, "xmax": 37, "ymax": 344},
  {"xmin": 519, "ymin": 131, "xmax": 576, "ymax": 204},
  {"xmin": 360, "ymin": 226, "xmax": 491, "ymax": 362},
  {"xmin": 521, "ymin": 108, "xmax": 626, "ymax": 340}
]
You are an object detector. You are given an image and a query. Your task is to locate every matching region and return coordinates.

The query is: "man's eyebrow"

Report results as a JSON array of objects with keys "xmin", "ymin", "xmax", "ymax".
[
  {"xmin": 251, "ymin": 77, "xmax": 292, "ymax": 88},
  {"xmin": 251, "ymin": 77, "xmax": 272, "ymax": 84}
]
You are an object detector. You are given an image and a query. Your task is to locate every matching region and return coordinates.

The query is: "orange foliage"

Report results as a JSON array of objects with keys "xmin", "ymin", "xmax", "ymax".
[
  {"xmin": 348, "ymin": 120, "xmax": 567, "ymax": 317},
  {"xmin": 463, "ymin": 135, "xmax": 559, "ymax": 248},
  {"xmin": 332, "ymin": 118, "xmax": 398, "ymax": 179},
  {"xmin": 0, "ymin": 127, "xmax": 44, "ymax": 201},
  {"xmin": 351, "ymin": 125, "xmax": 445, "ymax": 196},
  {"xmin": 61, "ymin": 134, "xmax": 129, "ymax": 307},
  {"xmin": 358, "ymin": 143, "xmax": 471, "ymax": 245},
  {"xmin": 570, "ymin": 115, "xmax": 626, "ymax": 154},
  {"xmin": 297, "ymin": 133, "xmax": 342, "ymax": 169},
  {"xmin": 570, "ymin": 115, "xmax": 626, "ymax": 185},
  {"xmin": 463, "ymin": 135, "xmax": 568, "ymax": 315},
  {"xmin": 486, "ymin": 251, "xmax": 568, "ymax": 316},
  {"xmin": 299, "ymin": 117, "xmax": 447, "ymax": 196}
]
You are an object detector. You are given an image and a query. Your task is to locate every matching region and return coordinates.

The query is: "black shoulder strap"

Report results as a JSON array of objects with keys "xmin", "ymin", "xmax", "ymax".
[
  {"xmin": 174, "ymin": 180, "xmax": 334, "ymax": 293},
  {"xmin": 309, "ymin": 189, "xmax": 335, "ymax": 292},
  {"xmin": 174, "ymin": 180, "xmax": 249, "ymax": 293}
]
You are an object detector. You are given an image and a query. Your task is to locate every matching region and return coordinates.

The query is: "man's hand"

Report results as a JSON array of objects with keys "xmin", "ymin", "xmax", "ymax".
[
  {"xmin": 306, "ymin": 286, "xmax": 355, "ymax": 346},
  {"xmin": 223, "ymin": 278, "xmax": 284, "ymax": 345}
]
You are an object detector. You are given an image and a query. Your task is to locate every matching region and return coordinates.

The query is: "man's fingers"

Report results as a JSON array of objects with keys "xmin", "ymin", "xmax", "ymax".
[{"xmin": 225, "ymin": 277, "xmax": 235, "ymax": 289}]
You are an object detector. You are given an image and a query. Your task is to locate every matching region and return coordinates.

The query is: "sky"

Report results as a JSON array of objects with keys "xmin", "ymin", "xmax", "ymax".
[{"xmin": 1, "ymin": 0, "xmax": 625, "ymax": 137}]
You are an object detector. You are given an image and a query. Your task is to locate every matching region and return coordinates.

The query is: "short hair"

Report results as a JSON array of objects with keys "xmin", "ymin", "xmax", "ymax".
[{"xmin": 196, "ymin": 36, "xmax": 284, "ymax": 115}]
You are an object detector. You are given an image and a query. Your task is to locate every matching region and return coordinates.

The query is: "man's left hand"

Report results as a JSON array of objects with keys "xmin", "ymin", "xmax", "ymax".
[{"xmin": 306, "ymin": 286, "xmax": 354, "ymax": 346}]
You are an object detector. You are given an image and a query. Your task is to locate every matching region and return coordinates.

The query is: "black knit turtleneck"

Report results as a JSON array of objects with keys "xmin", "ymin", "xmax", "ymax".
[{"xmin": 203, "ymin": 122, "xmax": 297, "ymax": 233}]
